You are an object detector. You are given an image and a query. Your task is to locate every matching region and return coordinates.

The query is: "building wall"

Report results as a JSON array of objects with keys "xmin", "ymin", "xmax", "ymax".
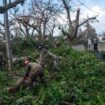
[{"xmin": 97, "ymin": 36, "xmax": 105, "ymax": 43}]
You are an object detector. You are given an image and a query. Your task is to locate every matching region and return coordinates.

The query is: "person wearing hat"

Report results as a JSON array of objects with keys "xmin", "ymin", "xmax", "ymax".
[{"xmin": 8, "ymin": 57, "xmax": 46, "ymax": 93}]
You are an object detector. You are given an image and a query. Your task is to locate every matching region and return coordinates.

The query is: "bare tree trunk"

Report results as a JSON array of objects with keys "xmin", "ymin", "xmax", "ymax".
[
  {"xmin": 72, "ymin": 8, "xmax": 80, "ymax": 41},
  {"xmin": 25, "ymin": 27, "xmax": 30, "ymax": 38},
  {"xmin": 3, "ymin": 0, "xmax": 12, "ymax": 70},
  {"xmin": 62, "ymin": 0, "xmax": 73, "ymax": 31},
  {"xmin": 43, "ymin": 21, "xmax": 47, "ymax": 41}
]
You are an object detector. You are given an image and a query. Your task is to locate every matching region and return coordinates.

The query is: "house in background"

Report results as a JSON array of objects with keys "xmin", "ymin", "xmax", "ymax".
[{"xmin": 97, "ymin": 35, "xmax": 105, "ymax": 43}]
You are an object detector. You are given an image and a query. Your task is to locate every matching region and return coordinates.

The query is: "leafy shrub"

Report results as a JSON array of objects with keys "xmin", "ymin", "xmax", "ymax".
[{"xmin": 1, "ymin": 46, "xmax": 105, "ymax": 105}]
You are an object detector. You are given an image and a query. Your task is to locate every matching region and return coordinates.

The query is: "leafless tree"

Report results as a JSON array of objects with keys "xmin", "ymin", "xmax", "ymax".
[
  {"xmin": 13, "ymin": 0, "xmax": 61, "ymax": 42},
  {"xmin": 60, "ymin": 0, "xmax": 98, "ymax": 44}
]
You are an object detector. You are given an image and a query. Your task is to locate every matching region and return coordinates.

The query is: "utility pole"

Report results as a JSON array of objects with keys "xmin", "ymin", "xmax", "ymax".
[{"xmin": 3, "ymin": 0, "xmax": 12, "ymax": 70}]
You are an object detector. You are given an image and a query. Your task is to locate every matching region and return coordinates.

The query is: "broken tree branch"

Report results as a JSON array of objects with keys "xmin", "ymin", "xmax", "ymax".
[
  {"xmin": 0, "ymin": 0, "xmax": 25, "ymax": 13},
  {"xmin": 79, "ymin": 16, "xmax": 98, "ymax": 27}
]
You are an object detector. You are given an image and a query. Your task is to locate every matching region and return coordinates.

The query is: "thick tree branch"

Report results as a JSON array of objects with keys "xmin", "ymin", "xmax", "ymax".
[
  {"xmin": 62, "ymin": 16, "xmax": 98, "ymax": 41},
  {"xmin": 0, "ymin": 0, "xmax": 25, "ymax": 13},
  {"xmin": 62, "ymin": 0, "xmax": 73, "ymax": 31},
  {"xmin": 16, "ymin": 18, "xmax": 41, "ymax": 35},
  {"xmin": 72, "ymin": 8, "xmax": 80, "ymax": 40},
  {"xmin": 79, "ymin": 16, "xmax": 97, "ymax": 27}
]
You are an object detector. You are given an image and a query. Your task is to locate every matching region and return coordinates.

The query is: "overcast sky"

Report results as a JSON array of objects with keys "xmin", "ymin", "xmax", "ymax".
[
  {"xmin": 0, "ymin": 0, "xmax": 105, "ymax": 34},
  {"xmin": 75, "ymin": 0, "xmax": 105, "ymax": 34}
]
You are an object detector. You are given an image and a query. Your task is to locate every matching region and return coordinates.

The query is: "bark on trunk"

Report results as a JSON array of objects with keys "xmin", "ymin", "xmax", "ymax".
[{"xmin": 3, "ymin": 0, "xmax": 13, "ymax": 70}]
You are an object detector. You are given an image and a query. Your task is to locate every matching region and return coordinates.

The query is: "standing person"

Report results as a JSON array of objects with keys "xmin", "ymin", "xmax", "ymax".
[
  {"xmin": 0, "ymin": 52, "xmax": 3, "ymax": 67},
  {"xmin": 84, "ymin": 39, "xmax": 88, "ymax": 50},
  {"xmin": 92, "ymin": 37, "xmax": 99, "ymax": 54},
  {"xmin": 0, "ymin": 51, "xmax": 6, "ymax": 69},
  {"xmin": 87, "ymin": 39, "xmax": 91, "ymax": 51}
]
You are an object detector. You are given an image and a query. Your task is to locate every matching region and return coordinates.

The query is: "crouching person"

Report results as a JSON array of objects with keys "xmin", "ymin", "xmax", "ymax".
[{"xmin": 8, "ymin": 57, "xmax": 46, "ymax": 93}]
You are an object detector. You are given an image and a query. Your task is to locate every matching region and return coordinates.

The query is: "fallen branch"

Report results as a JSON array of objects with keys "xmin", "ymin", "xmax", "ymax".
[{"xmin": 59, "ymin": 101, "xmax": 75, "ymax": 105}]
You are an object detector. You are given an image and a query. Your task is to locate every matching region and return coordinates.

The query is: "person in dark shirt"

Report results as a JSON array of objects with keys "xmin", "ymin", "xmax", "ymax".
[{"xmin": 0, "ymin": 52, "xmax": 5, "ymax": 69}]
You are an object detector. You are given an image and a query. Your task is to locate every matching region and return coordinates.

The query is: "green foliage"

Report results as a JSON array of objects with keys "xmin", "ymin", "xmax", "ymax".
[
  {"xmin": 1, "ymin": 46, "xmax": 105, "ymax": 105},
  {"xmin": 12, "ymin": 38, "xmax": 36, "ymax": 56}
]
